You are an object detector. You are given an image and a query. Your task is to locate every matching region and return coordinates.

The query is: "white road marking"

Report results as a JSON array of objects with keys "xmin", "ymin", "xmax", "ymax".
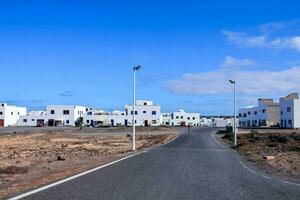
[
  {"xmin": 210, "ymin": 132, "xmax": 226, "ymax": 148},
  {"xmin": 239, "ymin": 161, "xmax": 271, "ymax": 180},
  {"xmin": 8, "ymin": 152, "xmax": 144, "ymax": 200},
  {"xmin": 281, "ymin": 180, "xmax": 300, "ymax": 187},
  {"xmin": 8, "ymin": 135, "xmax": 181, "ymax": 200}
]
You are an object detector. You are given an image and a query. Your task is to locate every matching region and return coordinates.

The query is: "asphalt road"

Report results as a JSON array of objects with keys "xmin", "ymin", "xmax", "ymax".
[{"xmin": 16, "ymin": 128, "xmax": 300, "ymax": 200}]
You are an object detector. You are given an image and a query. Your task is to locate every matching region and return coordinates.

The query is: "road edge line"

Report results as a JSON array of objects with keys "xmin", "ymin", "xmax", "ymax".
[
  {"xmin": 7, "ymin": 152, "xmax": 142, "ymax": 200},
  {"xmin": 210, "ymin": 132, "xmax": 226, "ymax": 148},
  {"xmin": 8, "ymin": 133, "xmax": 181, "ymax": 200}
]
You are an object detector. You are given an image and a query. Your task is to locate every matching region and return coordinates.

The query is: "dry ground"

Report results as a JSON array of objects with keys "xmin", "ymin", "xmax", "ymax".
[
  {"xmin": 221, "ymin": 130, "xmax": 300, "ymax": 182},
  {"xmin": 0, "ymin": 127, "xmax": 179, "ymax": 199}
]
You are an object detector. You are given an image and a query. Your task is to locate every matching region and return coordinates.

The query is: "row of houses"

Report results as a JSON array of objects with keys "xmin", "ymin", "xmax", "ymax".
[
  {"xmin": 239, "ymin": 93, "xmax": 300, "ymax": 129},
  {"xmin": 0, "ymin": 100, "xmax": 201, "ymax": 128}
]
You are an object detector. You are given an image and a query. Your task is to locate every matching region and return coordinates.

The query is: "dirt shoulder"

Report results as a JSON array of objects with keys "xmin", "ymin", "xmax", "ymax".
[
  {"xmin": 0, "ymin": 127, "xmax": 180, "ymax": 199},
  {"xmin": 220, "ymin": 129, "xmax": 300, "ymax": 183}
]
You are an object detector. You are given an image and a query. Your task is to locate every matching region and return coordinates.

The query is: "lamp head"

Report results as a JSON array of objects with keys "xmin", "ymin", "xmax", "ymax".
[
  {"xmin": 229, "ymin": 80, "xmax": 235, "ymax": 84},
  {"xmin": 133, "ymin": 65, "xmax": 141, "ymax": 71}
]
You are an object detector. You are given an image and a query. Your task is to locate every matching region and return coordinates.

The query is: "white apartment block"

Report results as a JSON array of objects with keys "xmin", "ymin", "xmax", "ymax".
[
  {"xmin": 0, "ymin": 103, "xmax": 27, "ymax": 127},
  {"xmin": 239, "ymin": 98, "xmax": 279, "ymax": 128},
  {"xmin": 280, "ymin": 93, "xmax": 300, "ymax": 129},
  {"xmin": 46, "ymin": 105, "xmax": 89, "ymax": 126},
  {"xmin": 16, "ymin": 111, "xmax": 47, "ymax": 127},
  {"xmin": 125, "ymin": 100, "xmax": 161, "ymax": 126},
  {"xmin": 162, "ymin": 109, "xmax": 200, "ymax": 126}
]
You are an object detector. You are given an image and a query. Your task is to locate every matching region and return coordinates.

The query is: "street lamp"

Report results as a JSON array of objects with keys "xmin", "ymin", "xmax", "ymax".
[
  {"xmin": 229, "ymin": 80, "xmax": 237, "ymax": 147},
  {"xmin": 132, "ymin": 65, "xmax": 141, "ymax": 151}
]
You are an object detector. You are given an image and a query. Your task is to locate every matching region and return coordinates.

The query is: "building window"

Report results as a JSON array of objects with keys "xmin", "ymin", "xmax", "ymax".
[
  {"xmin": 288, "ymin": 120, "xmax": 292, "ymax": 125},
  {"xmin": 23, "ymin": 119, "xmax": 27, "ymax": 122},
  {"xmin": 193, "ymin": 117, "xmax": 195, "ymax": 120},
  {"xmin": 187, "ymin": 117, "xmax": 190, "ymax": 120},
  {"xmin": 131, "ymin": 111, "xmax": 138, "ymax": 115},
  {"xmin": 262, "ymin": 109, "xmax": 266, "ymax": 113},
  {"xmin": 180, "ymin": 116, "xmax": 183, "ymax": 119},
  {"xmin": 18, "ymin": 112, "xmax": 20, "ymax": 115},
  {"xmin": 144, "ymin": 103, "xmax": 147, "ymax": 105},
  {"xmin": 0, "ymin": 112, "xmax": 2, "ymax": 115},
  {"xmin": 152, "ymin": 111, "xmax": 157, "ymax": 115},
  {"xmin": 248, "ymin": 111, "xmax": 251, "ymax": 115},
  {"xmin": 176, "ymin": 116, "xmax": 179, "ymax": 119},
  {"xmin": 66, "ymin": 120, "xmax": 70, "ymax": 124},
  {"xmin": 254, "ymin": 111, "xmax": 257, "ymax": 115},
  {"xmin": 239, "ymin": 113, "xmax": 242, "ymax": 117},
  {"xmin": 63, "ymin": 110, "xmax": 70, "ymax": 115},
  {"xmin": 51, "ymin": 110, "xmax": 55, "ymax": 114},
  {"xmin": 86, "ymin": 108, "xmax": 88, "ymax": 112},
  {"xmin": 31, "ymin": 119, "xmax": 35, "ymax": 121},
  {"xmin": 122, "ymin": 113, "xmax": 125, "ymax": 115},
  {"xmin": 243, "ymin": 113, "xmax": 246, "ymax": 117},
  {"xmin": 287, "ymin": 107, "xmax": 291, "ymax": 112},
  {"xmin": 11, "ymin": 112, "xmax": 13, "ymax": 115},
  {"xmin": 86, "ymin": 120, "xmax": 90, "ymax": 123},
  {"xmin": 281, "ymin": 111, "xmax": 283, "ymax": 115},
  {"xmin": 143, "ymin": 111, "xmax": 146, "ymax": 114},
  {"xmin": 152, "ymin": 120, "xmax": 156, "ymax": 124},
  {"xmin": 1, "ymin": 104, "xmax": 4, "ymax": 106}
]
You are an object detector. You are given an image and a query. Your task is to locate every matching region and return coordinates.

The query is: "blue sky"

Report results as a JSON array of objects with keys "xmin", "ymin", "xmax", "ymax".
[{"xmin": 1, "ymin": 0, "xmax": 300, "ymax": 115}]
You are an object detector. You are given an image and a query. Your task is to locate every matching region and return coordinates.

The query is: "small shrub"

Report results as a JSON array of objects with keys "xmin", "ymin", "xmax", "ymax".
[{"xmin": 249, "ymin": 130, "xmax": 259, "ymax": 140}]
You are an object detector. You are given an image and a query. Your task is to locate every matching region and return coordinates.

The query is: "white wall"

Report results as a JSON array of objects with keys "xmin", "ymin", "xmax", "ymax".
[
  {"xmin": 0, "ymin": 103, "xmax": 27, "ymax": 127},
  {"xmin": 170, "ymin": 110, "xmax": 200, "ymax": 126},
  {"xmin": 280, "ymin": 98, "xmax": 300, "ymax": 128},
  {"xmin": 46, "ymin": 105, "xmax": 88, "ymax": 126},
  {"xmin": 125, "ymin": 100, "xmax": 161, "ymax": 126},
  {"xmin": 16, "ymin": 111, "xmax": 47, "ymax": 126},
  {"xmin": 294, "ymin": 99, "xmax": 300, "ymax": 128}
]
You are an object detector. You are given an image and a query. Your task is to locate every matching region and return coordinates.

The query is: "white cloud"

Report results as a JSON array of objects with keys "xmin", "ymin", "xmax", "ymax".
[
  {"xmin": 221, "ymin": 56, "xmax": 255, "ymax": 69},
  {"xmin": 222, "ymin": 30, "xmax": 300, "ymax": 52},
  {"xmin": 165, "ymin": 66, "xmax": 300, "ymax": 95},
  {"xmin": 222, "ymin": 30, "xmax": 266, "ymax": 48}
]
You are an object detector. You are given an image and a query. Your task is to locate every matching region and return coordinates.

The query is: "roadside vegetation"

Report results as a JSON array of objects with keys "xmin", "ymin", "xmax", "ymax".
[{"xmin": 221, "ymin": 129, "xmax": 300, "ymax": 182}]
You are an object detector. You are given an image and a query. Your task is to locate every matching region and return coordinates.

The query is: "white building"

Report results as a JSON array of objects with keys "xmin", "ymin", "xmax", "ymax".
[
  {"xmin": 238, "ymin": 98, "xmax": 279, "ymax": 128},
  {"xmin": 84, "ymin": 109, "xmax": 128, "ymax": 127},
  {"xmin": 280, "ymin": 93, "xmax": 300, "ymax": 129},
  {"xmin": 84, "ymin": 100, "xmax": 161, "ymax": 127},
  {"xmin": 16, "ymin": 111, "xmax": 47, "ymax": 127},
  {"xmin": 46, "ymin": 105, "xmax": 89, "ymax": 126},
  {"xmin": 162, "ymin": 109, "xmax": 200, "ymax": 126},
  {"xmin": 0, "ymin": 103, "xmax": 27, "ymax": 127},
  {"xmin": 199, "ymin": 118, "xmax": 213, "ymax": 127},
  {"xmin": 125, "ymin": 100, "xmax": 161, "ymax": 126}
]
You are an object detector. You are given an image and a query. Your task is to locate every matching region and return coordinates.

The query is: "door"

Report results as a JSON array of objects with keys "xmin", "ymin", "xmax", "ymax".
[
  {"xmin": 0, "ymin": 119, "xmax": 4, "ymax": 127},
  {"xmin": 144, "ymin": 120, "xmax": 148, "ymax": 127},
  {"xmin": 125, "ymin": 119, "xmax": 128, "ymax": 126},
  {"xmin": 111, "ymin": 119, "xmax": 114, "ymax": 127},
  {"xmin": 36, "ymin": 119, "xmax": 45, "ymax": 127}
]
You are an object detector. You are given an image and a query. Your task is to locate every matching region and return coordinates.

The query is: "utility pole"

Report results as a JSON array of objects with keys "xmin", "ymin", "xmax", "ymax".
[
  {"xmin": 229, "ymin": 80, "xmax": 237, "ymax": 147},
  {"xmin": 132, "ymin": 65, "xmax": 141, "ymax": 151}
]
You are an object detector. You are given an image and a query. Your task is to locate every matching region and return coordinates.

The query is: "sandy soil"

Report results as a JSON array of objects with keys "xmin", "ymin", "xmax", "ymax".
[
  {"xmin": 221, "ymin": 130, "xmax": 300, "ymax": 182},
  {"xmin": 0, "ymin": 127, "xmax": 179, "ymax": 199}
]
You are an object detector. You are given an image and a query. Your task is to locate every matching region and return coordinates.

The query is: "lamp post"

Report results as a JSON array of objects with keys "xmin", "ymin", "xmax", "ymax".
[
  {"xmin": 229, "ymin": 80, "xmax": 237, "ymax": 147},
  {"xmin": 132, "ymin": 65, "xmax": 141, "ymax": 151}
]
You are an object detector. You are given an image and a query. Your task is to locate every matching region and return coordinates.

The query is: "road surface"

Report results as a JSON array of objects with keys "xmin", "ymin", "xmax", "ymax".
[{"xmin": 12, "ymin": 128, "xmax": 300, "ymax": 200}]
